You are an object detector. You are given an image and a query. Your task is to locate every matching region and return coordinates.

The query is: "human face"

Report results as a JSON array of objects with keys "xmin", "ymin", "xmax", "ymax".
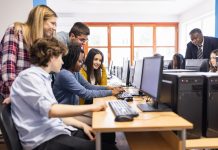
[
  {"xmin": 43, "ymin": 17, "xmax": 57, "ymax": 39},
  {"xmin": 93, "ymin": 54, "xmax": 102, "ymax": 70},
  {"xmin": 70, "ymin": 34, "xmax": 88, "ymax": 46},
  {"xmin": 74, "ymin": 52, "xmax": 84, "ymax": 72},
  {"xmin": 190, "ymin": 32, "xmax": 203, "ymax": 47},
  {"xmin": 50, "ymin": 55, "xmax": 63, "ymax": 73},
  {"xmin": 210, "ymin": 53, "xmax": 217, "ymax": 67}
]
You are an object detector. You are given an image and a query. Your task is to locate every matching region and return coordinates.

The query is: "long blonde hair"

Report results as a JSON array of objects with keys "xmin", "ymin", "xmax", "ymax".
[{"xmin": 14, "ymin": 5, "xmax": 57, "ymax": 48}]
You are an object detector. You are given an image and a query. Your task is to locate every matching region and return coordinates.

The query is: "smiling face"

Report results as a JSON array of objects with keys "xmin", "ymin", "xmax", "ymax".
[
  {"xmin": 43, "ymin": 17, "xmax": 57, "ymax": 39},
  {"xmin": 93, "ymin": 54, "xmax": 102, "ymax": 70},
  {"xmin": 70, "ymin": 33, "xmax": 88, "ymax": 46}
]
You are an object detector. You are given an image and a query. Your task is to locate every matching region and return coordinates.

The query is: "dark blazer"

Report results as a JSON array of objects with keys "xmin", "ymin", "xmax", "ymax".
[{"xmin": 185, "ymin": 36, "xmax": 218, "ymax": 59}]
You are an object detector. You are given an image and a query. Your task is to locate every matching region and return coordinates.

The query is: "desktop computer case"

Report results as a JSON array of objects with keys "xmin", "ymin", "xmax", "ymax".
[
  {"xmin": 203, "ymin": 74, "xmax": 218, "ymax": 137},
  {"xmin": 163, "ymin": 73, "xmax": 204, "ymax": 139}
]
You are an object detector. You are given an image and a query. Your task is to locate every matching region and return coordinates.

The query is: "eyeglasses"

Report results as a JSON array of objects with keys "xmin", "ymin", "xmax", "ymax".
[{"xmin": 77, "ymin": 37, "xmax": 88, "ymax": 43}]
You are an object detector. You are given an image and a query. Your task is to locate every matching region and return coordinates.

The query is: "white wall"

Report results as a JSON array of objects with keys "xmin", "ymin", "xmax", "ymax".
[
  {"xmin": 55, "ymin": 13, "xmax": 178, "ymax": 32},
  {"xmin": 178, "ymin": 0, "xmax": 215, "ymax": 55},
  {"xmin": 0, "ymin": 0, "xmax": 32, "ymax": 39}
]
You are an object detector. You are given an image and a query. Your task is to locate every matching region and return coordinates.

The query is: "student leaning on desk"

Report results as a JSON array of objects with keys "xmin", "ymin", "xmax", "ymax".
[
  {"xmin": 53, "ymin": 44, "xmax": 124, "ymax": 106},
  {"xmin": 10, "ymin": 38, "xmax": 118, "ymax": 150},
  {"xmin": 80, "ymin": 48, "xmax": 114, "ymax": 104}
]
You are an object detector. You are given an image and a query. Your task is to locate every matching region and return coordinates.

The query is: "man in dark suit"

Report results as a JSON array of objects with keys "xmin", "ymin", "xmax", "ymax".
[{"xmin": 185, "ymin": 28, "xmax": 218, "ymax": 59}]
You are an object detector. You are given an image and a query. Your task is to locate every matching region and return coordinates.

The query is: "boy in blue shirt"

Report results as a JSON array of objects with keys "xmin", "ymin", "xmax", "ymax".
[{"xmin": 10, "ymin": 38, "xmax": 117, "ymax": 150}]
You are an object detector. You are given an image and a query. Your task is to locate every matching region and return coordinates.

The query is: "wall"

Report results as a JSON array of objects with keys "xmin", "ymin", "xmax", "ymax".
[
  {"xmin": 0, "ymin": 0, "xmax": 32, "ymax": 39},
  {"xmin": 178, "ymin": 0, "xmax": 215, "ymax": 55}
]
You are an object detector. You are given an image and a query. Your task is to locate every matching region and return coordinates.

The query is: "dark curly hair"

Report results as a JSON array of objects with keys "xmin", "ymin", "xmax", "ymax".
[
  {"xmin": 30, "ymin": 37, "xmax": 67, "ymax": 67},
  {"xmin": 62, "ymin": 44, "xmax": 84, "ymax": 71}
]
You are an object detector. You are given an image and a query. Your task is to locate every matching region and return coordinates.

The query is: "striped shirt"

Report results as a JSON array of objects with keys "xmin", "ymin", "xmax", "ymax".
[{"xmin": 0, "ymin": 25, "xmax": 30, "ymax": 98}]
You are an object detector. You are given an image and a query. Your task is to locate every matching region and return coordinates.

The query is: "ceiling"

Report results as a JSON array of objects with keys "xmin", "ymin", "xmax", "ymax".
[{"xmin": 48, "ymin": 0, "xmax": 207, "ymax": 16}]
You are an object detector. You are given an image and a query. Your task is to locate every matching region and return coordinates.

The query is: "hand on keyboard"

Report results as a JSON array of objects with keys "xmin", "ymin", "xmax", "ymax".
[{"xmin": 112, "ymin": 87, "xmax": 125, "ymax": 96}]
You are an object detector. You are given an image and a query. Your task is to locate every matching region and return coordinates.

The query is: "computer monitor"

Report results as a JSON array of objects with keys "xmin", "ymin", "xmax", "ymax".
[
  {"xmin": 185, "ymin": 59, "xmax": 209, "ymax": 72},
  {"xmin": 132, "ymin": 59, "xmax": 143, "ymax": 89},
  {"xmin": 122, "ymin": 59, "xmax": 130, "ymax": 86},
  {"xmin": 108, "ymin": 60, "xmax": 113, "ymax": 76},
  {"xmin": 117, "ymin": 66, "xmax": 123, "ymax": 80},
  {"xmin": 163, "ymin": 60, "xmax": 172, "ymax": 70},
  {"xmin": 137, "ymin": 56, "xmax": 169, "ymax": 112},
  {"xmin": 129, "ymin": 66, "xmax": 135, "ymax": 85}
]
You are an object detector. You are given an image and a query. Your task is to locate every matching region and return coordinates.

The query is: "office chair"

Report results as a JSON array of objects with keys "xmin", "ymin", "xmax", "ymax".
[{"xmin": 0, "ymin": 100, "xmax": 23, "ymax": 150}]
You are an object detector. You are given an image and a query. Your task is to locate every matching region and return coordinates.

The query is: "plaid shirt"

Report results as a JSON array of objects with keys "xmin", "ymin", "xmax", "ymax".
[{"xmin": 0, "ymin": 25, "xmax": 30, "ymax": 98}]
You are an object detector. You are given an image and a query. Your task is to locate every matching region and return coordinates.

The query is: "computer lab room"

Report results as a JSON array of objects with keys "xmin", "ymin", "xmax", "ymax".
[{"xmin": 1, "ymin": 0, "xmax": 218, "ymax": 150}]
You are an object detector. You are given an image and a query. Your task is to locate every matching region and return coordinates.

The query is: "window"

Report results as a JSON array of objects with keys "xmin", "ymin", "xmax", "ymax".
[{"xmin": 85, "ymin": 23, "xmax": 178, "ymax": 66}]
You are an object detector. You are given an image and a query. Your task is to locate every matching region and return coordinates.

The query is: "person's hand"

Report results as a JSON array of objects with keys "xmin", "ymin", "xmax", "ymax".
[
  {"xmin": 116, "ymin": 86, "xmax": 125, "ymax": 92},
  {"xmin": 91, "ymin": 102, "xmax": 107, "ymax": 112},
  {"xmin": 112, "ymin": 87, "xmax": 124, "ymax": 95},
  {"xmin": 2, "ymin": 97, "xmax": 11, "ymax": 104},
  {"xmin": 112, "ymin": 86, "xmax": 125, "ymax": 95},
  {"xmin": 82, "ymin": 124, "xmax": 95, "ymax": 141},
  {"xmin": 106, "ymin": 86, "xmax": 114, "ymax": 90}
]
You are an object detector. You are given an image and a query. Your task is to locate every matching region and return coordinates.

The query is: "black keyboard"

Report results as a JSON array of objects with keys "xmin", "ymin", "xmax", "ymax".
[
  {"xmin": 116, "ymin": 92, "xmax": 133, "ymax": 100},
  {"xmin": 108, "ymin": 100, "xmax": 139, "ymax": 120}
]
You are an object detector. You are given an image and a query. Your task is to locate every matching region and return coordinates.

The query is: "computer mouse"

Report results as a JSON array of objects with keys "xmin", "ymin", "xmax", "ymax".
[
  {"xmin": 115, "ymin": 115, "xmax": 133, "ymax": 122},
  {"xmin": 124, "ymin": 97, "xmax": 133, "ymax": 102}
]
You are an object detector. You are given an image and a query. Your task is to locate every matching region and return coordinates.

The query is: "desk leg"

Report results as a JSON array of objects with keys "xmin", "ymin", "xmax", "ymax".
[
  {"xmin": 96, "ymin": 132, "xmax": 101, "ymax": 150},
  {"xmin": 181, "ymin": 129, "xmax": 186, "ymax": 150}
]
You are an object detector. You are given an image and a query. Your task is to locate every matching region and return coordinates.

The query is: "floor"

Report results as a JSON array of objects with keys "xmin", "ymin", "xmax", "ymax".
[{"xmin": 116, "ymin": 132, "xmax": 130, "ymax": 150}]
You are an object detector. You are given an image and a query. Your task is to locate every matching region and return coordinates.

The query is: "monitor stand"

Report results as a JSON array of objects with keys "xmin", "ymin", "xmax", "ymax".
[{"xmin": 137, "ymin": 103, "xmax": 171, "ymax": 112}]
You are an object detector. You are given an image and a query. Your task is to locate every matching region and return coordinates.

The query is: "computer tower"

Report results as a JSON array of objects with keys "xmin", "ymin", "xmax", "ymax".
[
  {"xmin": 202, "ymin": 73, "xmax": 218, "ymax": 137},
  {"xmin": 163, "ymin": 72, "xmax": 204, "ymax": 139}
]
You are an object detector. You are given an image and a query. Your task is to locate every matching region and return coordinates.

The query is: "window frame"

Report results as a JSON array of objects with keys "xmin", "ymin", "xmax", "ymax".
[{"xmin": 85, "ymin": 22, "xmax": 178, "ymax": 66}]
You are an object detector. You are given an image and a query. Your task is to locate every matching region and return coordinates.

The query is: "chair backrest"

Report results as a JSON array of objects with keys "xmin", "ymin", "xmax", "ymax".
[{"xmin": 0, "ymin": 102, "xmax": 22, "ymax": 150}]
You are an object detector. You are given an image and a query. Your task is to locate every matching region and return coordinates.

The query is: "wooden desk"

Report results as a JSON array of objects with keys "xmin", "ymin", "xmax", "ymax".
[{"xmin": 92, "ymin": 96, "xmax": 193, "ymax": 150}]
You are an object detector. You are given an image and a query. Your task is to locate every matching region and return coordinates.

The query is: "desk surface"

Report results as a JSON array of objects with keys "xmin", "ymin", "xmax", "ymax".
[{"xmin": 92, "ymin": 96, "xmax": 193, "ymax": 132}]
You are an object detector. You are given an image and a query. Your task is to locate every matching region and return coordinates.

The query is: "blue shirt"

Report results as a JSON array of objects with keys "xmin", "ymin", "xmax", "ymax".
[
  {"xmin": 53, "ymin": 69, "xmax": 112, "ymax": 104},
  {"xmin": 10, "ymin": 66, "xmax": 77, "ymax": 150}
]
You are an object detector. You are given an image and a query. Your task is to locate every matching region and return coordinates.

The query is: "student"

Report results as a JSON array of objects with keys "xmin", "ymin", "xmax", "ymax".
[
  {"xmin": 0, "ymin": 5, "xmax": 57, "ymax": 103},
  {"xmin": 168, "ymin": 53, "xmax": 185, "ymax": 69},
  {"xmin": 53, "ymin": 45, "xmax": 123, "ymax": 105},
  {"xmin": 10, "ymin": 38, "xmax": 117, "ymax": 150},
  {"xmin": 80, "ymin": 48, "xmax": 107, "ymax": 85},
  {"xmin": 209, "ymin": 49, "xmax": 218, "ymax": 72},
  {"xmin": 185, "ymin": 28, "xmax": 218, "ymax": 59},
  {"xmin": 56, "ymin": 22, "xmax": 89, "ymax": 47}
]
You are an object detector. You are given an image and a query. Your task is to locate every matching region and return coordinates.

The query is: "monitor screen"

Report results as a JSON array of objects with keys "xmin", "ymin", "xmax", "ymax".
[
  {"xmin": 108, "ymin": 60, "xmax": 113, "ymax": 75},
  {"xmin": 163, "ymin": 60, "xmax": 172, "ymax": 70},
  {"xmin": 129, "ymin": 66, "xmax": 135, "ymax": 85},
  {"xmin": 117, "ymin": 66, "xmax": 123, "ymax": 80},
  {"xmin": 122, "ymin": 60, "xmax": 130, "ymax": 85},
  {"xmin": 132, "ymin": 59, "xmax": 143, "ymax": 89},
  {"xmin": 140, "ymin": 56, "xmax": 163, "ymax": 107},
  {"xmin": 185, "ymin": 59, "xmax": 209, "ymax": 72}
]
